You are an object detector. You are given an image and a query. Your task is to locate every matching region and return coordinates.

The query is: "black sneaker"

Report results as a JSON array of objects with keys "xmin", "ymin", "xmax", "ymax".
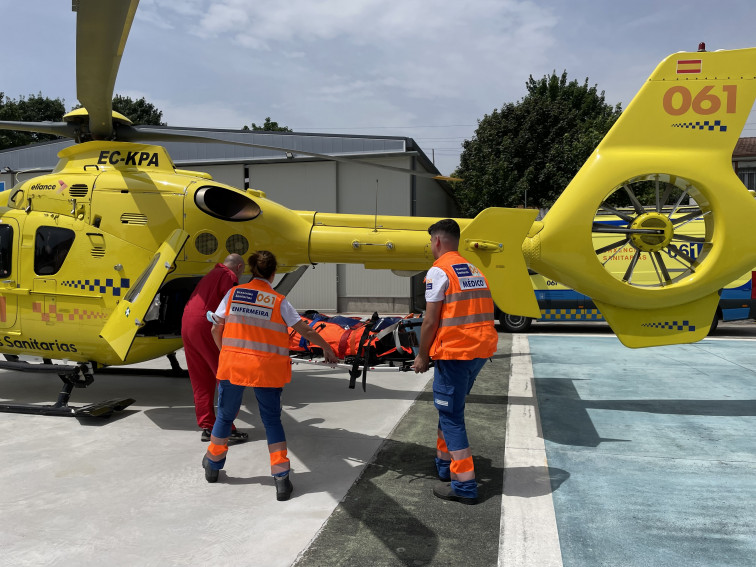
[
  {"xmin": 202, "ymin": 456, "xmax": 219, "ymax": 483},
  {"xmin": 229, "ymin": 430, "xmax": 249, "ymax": 443},
  {"xmin": 432, "ymin": 483, "xmax": 478, "ymax": 505},
  {"xmin": 274, "ymin": 474, "xmax": 294, "ymax": 501},
  {"xmin": 201, "ymin": 429, "xmax": 249, "ymax": 443}
]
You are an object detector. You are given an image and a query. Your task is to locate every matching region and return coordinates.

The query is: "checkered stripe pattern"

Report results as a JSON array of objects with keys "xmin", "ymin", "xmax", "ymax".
[
  {"xmin": 68, "ymin": 308, "xmax": 107, "ymax": 320},
  {"xmin": 671, "ymin": 120, "xmax": 727, "ymax": 132},
  {"xmin": 641, "ymin": 320, "xmax": 696, "ymax": 331},
  {"xmin": 540, "ymin": 309, "xmax": 605, "ymax": 321},
  {"xmin": 33, "ymin": 302, "xmax": 107, "ymax": 322},
  {"xmin": 61, "ymin": 278, "xmax": 130, "ymax": 296},
  {"xmin": 32, "ymin": 302, "xmax": 63, "ymax": 322}
]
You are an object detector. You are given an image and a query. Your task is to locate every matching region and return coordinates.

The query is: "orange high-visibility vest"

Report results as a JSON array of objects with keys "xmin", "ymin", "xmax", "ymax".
[
  {"xmin": 216, "ymin": 279, "xmax": 291, "ymax": 387},
  {"xmin": 428, "ymin": 251, "xmax": 498, "ymax": 360}
]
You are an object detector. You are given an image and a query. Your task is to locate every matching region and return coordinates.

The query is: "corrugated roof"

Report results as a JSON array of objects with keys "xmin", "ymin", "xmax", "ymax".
[
  {"xmin": 734, "ymin": 137, "xmax": 756, "ymax": 157},
  {"xmin": 0, "ymin": 129, "xmax": 439, "ymax": 173}
]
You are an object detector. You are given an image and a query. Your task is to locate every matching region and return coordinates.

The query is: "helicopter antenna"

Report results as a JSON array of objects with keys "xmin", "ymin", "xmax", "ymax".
[{"xmin": 373, "ymin": 179, "xmax": 379, "ymax": 232}]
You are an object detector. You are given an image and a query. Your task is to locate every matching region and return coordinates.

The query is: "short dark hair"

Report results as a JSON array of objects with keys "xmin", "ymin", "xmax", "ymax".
[{"xmin": 428, "ymin": 218, "xmax": 460, "ymax": 240}]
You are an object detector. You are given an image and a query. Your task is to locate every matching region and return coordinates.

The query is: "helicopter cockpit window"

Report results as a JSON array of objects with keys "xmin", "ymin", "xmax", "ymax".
[
  {"xmin": 34, "ymin": 226, "xmax": 75, "ymax": 276},
  {"xmin": 0, "ymin": 224, "xmax": 13, "ymax": 278}
]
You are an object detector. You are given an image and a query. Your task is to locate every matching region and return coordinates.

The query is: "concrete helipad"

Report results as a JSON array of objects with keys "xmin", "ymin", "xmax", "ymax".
[
  {"xmin": 0, "ymin": 350, "xmax": 432, "ymax": 566},
  {"xmin": 3, "ymin": 330, "xmax": 756, "ymax": 566}
]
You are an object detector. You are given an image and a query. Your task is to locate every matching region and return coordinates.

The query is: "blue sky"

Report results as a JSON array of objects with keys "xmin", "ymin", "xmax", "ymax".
[{"xmin": 2, "ymin": 0, "xmax": 756, "ymax": 175}]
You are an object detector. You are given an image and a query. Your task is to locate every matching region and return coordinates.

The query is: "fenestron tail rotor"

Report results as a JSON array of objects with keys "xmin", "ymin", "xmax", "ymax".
[{"xmin": 592, "ymin": 174, "xmax": 713, "ymax": 288}]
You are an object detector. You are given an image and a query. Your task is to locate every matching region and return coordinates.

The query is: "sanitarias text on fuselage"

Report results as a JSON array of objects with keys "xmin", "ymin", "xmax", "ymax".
[{"xmin": 3, "ymin": 335, "xmax": 78, "ymax": 353}]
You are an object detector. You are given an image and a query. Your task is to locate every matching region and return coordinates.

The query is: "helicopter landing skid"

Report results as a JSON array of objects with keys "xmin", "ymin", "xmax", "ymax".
[{"xmin": 0, "ymin": 358, "xmax": 135, "ymax": 418}]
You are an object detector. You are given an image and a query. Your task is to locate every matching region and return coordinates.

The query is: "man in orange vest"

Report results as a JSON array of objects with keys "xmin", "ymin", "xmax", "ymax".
[{"xmin": 413, "ymin": 219, "xmax": 498, "ymax": 505}]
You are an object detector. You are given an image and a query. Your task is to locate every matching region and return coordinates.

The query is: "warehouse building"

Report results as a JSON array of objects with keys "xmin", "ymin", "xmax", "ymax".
[
  {"xmin": 733, "ymin": 137, "xmax": 756, "ymax": 191},
  {"xmin": 0, "ymin": 129, "xmax": 459, "ymax": 314}
]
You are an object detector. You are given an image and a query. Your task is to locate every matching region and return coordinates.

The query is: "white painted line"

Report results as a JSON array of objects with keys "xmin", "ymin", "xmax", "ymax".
[{"xmin": 498, "ymin": 334, "xmax": 563, "ymax": 567}]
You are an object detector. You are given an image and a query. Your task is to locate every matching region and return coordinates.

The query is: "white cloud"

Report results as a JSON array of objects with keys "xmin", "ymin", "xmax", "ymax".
[{"xmin": 6, "ymin": 0, "xmax": 756, "ymax": 176}]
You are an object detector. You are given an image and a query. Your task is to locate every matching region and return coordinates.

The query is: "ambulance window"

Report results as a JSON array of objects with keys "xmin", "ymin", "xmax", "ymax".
[
  {"xmin": 35, "ymin": 226, "xmax": 75, "ymax": 275},
  {"xmin": 0, "ymin": 224, "xmax": 12, "ymax": 277}
]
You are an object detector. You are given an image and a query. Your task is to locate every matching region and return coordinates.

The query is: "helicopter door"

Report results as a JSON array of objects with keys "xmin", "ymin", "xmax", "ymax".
[
  {"xmin": 0, "ymin": 219, "xmax": 19, "ymax": 329},
  {"xmin": 100, "ymin": 229, "xmax": 189, "ymax": 361}
]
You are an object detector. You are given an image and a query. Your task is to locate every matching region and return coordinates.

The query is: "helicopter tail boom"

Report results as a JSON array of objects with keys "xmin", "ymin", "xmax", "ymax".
[{"xmin": 307, "ymin": 208, "xmax": 541, "ymax": 318}]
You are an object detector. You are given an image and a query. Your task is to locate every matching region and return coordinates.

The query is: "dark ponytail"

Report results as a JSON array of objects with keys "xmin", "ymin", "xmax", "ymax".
[{"xmin": 248, "ymin": 250, "xmax": 277, "ymax": 280}]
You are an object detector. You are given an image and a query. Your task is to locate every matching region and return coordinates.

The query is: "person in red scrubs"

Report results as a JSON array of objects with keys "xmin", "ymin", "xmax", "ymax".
[{"xmin": 181, "ymin": 253, "xmax": 248, "ymax": 442}]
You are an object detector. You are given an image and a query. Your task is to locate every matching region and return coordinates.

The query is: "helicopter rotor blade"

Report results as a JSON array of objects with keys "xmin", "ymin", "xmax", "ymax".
[
  {"xmin": 0, "ymin": 121, "xmax": 77, "ymax": 139},
  {"xmin": 74, "ymin": 0, "xmax": 139, "ymax": 140},
  {"xmin": 121, "ymin": 125, "xmax": 462, "ymax": 182}
]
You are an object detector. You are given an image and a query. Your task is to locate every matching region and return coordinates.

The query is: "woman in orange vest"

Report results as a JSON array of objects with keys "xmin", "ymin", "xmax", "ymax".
[
  {"xmin": 413, "ymin": 219, "xmax": 498, "ymax": 505},
  {"xmin": 202, "ymin": 250, "xmax": 338, "ymax": 501}
]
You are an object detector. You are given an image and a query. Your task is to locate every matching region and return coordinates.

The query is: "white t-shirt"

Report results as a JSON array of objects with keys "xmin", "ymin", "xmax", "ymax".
[
  {"xmin": 214, "ymin": 279, "xmax": 302, "ymax": 327},
  {"xmin": 424, "ymin": 266, "xmax": 449, "ymax": 303}
]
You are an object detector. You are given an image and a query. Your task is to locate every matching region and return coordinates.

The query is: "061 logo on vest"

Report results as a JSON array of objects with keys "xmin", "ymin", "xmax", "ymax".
[
  {"xmin": 230, "ymin": 288, "xmax": 277, "ymax": 320},
  {"xmin": 451, "ymin": 263, "xmax": 488, "ymax": 291}
]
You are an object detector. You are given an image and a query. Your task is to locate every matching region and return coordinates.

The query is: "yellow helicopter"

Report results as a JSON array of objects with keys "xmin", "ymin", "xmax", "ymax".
[{"xmin": 0, "ymin": 0, "xmax": 755, "ymax": 417}]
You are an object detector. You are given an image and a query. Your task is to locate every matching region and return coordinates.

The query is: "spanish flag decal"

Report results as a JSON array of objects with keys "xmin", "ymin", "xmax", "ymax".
[{"xmin": 676, "ymin": 59, "xmax": 702, "ymax": 74}]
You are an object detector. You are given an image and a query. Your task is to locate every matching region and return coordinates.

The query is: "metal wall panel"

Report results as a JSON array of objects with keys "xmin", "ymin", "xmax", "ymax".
[
  {"xmin": 344, "ymin": 264, "xmax": 411, "ymax": 297},
  {"xmin": 252, "ymin": 162, "xmax": 338, "ymax": 310},
  {"xmin": 249, "ymin": 161, "xmax": 337, "ymax": 211},
  {"xmin": 200, "ymin": 164, "xmax": 245, "ymax": 189},
  {"xmin": 414, "ymin": 175, "xmax": 460, "ymax": 218},
  {"xmin": 275, "ymin": 264, "xmax": 338, "ymax": 312},
  {"xmin": 337, "ymin": 157, "xmax": 411, "ymax": 216}
]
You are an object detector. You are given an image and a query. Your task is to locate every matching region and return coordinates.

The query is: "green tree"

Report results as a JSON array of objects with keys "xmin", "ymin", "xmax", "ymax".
[
  {"xmin": 0, "ymin": 92, "xmax": 66, "ymax": 150},
  {"xmin": 242, "ymin": 117, "xmax": 291, "ymax": 132},
  {"xmin": 70, "ymin": 94, "xmax": 166, "ymax": 125},
  {"xmin": 452, "ymin": 71, "xmax": 622, "ymax": 216},
  {"xmin": 112, "ymin": 94, "xmax": 166, "ymax": 125}
]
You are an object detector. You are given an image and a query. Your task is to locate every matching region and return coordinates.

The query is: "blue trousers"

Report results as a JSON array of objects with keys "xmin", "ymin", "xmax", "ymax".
[
  {"xmin": 433, "ymin": 358, "xmax": 487, "ymax": 497},
  {"xmin": 208, "ymin": 381, "xmax": 285, "ymax": 470},
  {"xmin": 433, "ymin": 358, "xmax": 486, "ymax": 450}
]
